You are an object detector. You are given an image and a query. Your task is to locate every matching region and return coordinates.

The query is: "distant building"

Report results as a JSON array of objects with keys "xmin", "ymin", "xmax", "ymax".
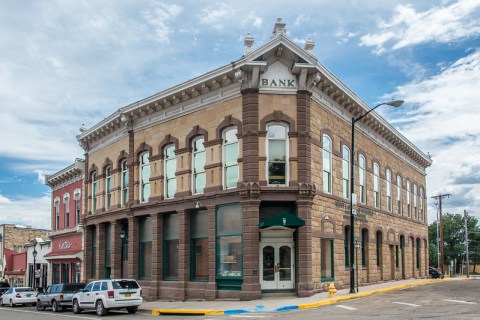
[
  {"xmin": 0, "ymin": 224, "xmax": 50, "ymax": 285},
  {"xmin": 77, "ymin": 19, "xmax": 431, "ymax": 301},
  {"xmin": 25, "ymin": 238, "xmax": 50, "ymax": 290},
  {"xmin": 45, "ymin": 159, "xmax": 85, "ymax": 284}
]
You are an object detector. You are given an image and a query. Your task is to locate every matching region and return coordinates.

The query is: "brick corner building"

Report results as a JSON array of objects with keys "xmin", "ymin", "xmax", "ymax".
[{"xmin": 77, "ymin": 19, "xmax": 431, "ymax": 301}]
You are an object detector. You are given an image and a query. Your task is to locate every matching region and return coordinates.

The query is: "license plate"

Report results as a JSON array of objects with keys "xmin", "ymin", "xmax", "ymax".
[
  {"xmin": 26, "ymin": 294, "xmax": 32, "ymax": 297},
  {"xmin": 125, "ymin": 293, "xmax": 131, "ymax": 298}
]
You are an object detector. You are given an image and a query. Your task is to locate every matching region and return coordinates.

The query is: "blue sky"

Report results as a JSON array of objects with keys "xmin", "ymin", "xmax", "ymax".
[{"xmin": 0, "ymin": 0, "xmax": 479, "ymax": 229}]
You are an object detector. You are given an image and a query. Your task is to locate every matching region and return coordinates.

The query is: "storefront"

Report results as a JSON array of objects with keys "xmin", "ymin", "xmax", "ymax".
[{"xmin": 44, "ymin": 232, "xmax": 83, "ymax": 284}]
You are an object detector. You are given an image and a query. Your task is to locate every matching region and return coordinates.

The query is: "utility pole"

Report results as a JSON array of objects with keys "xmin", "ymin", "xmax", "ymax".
[
  {"xmin": 464, "ymin": 209, "xmax": 470, "ymax": 278},
  {"xmin": 431, "ymin": 194, "xmax": 451, "ymax": 276}
]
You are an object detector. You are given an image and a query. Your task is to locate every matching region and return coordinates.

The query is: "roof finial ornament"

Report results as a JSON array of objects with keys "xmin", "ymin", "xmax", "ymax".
[
  {"xmin": 304, "ymin": 37, "xmax": 315, "ymax": 56},
  {"xmin": 271, "ymin": 18, "xmax": 287, "ymax": 38},
  {"xmin": 244, "ymin": 32, "xmax": 254, "ymax": 56}
]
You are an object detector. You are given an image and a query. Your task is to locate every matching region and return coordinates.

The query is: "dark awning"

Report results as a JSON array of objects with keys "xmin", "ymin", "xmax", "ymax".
[{"xmin": 259, "ymin": 212, "xmax": 305, "ymax": 228}]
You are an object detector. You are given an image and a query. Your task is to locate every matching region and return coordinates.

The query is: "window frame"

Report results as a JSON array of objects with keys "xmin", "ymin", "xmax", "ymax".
[
  {"xmin": 121, "ymin": 160, "xmax": 128, "ymax": 207},
  {"xmin": 105, "ymin": 166, "xmax": 112, "ymax": 210},
  {"xmin": 386, "ymin": 169, "xmax": 392, "ymax": 212},
  {"xmin": 64, "ymin": 194, "xmax": 70, "ymax": 228},
  {"xmin": 164, "ymin": 145, "xmax": 176, "ymax": 199},
  {"xmin": 222, "ymin": 127, "xmax": 239, "ymax": 190},
  {"xmin": 413, "ymin": 184, "xmax": 418, "ymax": 220},
  {"xmin": 397, "ymin": 175, "xmax": 402, "ymax": 215},
  {"xmin": 139, "ymin": 152, "xmax": 151, "ymax": 203},
  {"xmin": 192, "ymin": 136, "xmax": 206, "ymax": 194},
  {"xmin": 320, "ymin": 238, "xmax": 335, "ymax": 281},
  {"xmin": 358, "ymin": 155, "xmax": 366, "ymax": 204},
  {"xmin": 190, "ymin": 210, "xmax": 209, "ymax": 281},
  {"xmin": 406, "ymin": 181, "xmax": 411, "ymax": 218},
  {"xmin": 163, "ymin": 214, "xmax": 179, "ymax": 280},
  {"xmin": 266, "ymin": 123, "xmax": 289, "ymax": 186},
  {"xmin": 373, "ymin": 162, "xmax": 380, "ymax": 208},
  {"xmin": 91, "ymin": 172, "xmax": 98, "ymax": 213},
  {"xmin": 322, "ymin": 134, "xmax": 332, "ymax": 193},
  {"xmin": 342, "ymin": 145, "xmax": 350, "ymax": 199}
]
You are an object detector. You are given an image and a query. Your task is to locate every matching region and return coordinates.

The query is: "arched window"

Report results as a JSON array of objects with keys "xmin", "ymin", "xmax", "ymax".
[
  {"xmin": 342, "ymin": 146, "xmax": 350, "ymax": 199},
  {"xmin": 164, "ymin": 145, "xmax": 176, "ymax": 198},
  {"xmin": 139, "ymin": 152, "xmax": 151, "ymax": 203},
  {"xmin": 267, "ymin": 123, "xmax": 288, "ymax": 185},
  {"xmin": 121, "ymin": 160, "xmax": 128, "ymax": 206},
  {"xmin": 361, "ymin": 228, "xmax": 368, "ymax": 267},
  {"xmin": 373, "ymin": 163, "xmax": 380, "ymax": 208},
  {"xmin": 386, "ymin": 169, "xmax": 392, "ymax": 212},
  {"xmin": 223, "ymin": 127, "xmax": 239, "ymax": 189},
  {"xmin": 105, "ymin": 166, "xmax": 112, "ymax": 210},
  {"xmin": 420, "ymin": 188, "xmax": 424, "ymax": 222},
  {"xmin": 54, "ymin": 197, "xmax": 60, "ymax": 230},
  {"xmin": 192, "ymin": 136, "xmax": 206, "ymax": 194},
  {"xmin": 397, "ymin": 175, "xmax": 402, "ymax": 215},
  {"xmin": 63, "ymin": 193, "xmax": 70, "ymax": 228},
  {"xmin": 74, "ymin": 189, "xmax": 81, "ymax": 224},
  {"xmin": 91, "ymin": 172, "xmax": 98, "ymax": 213},
  {"xmin": 413, "ymin": 184, "xmax": 418, "ymax": 220},
  {"xmin": 407, "ymin": 181, "xmax": 411, "ymax": 218},
  {"xmin": 322, "ymin": 135, "xmax": 332, "ymax": 193},
  {"xmin": 376, "ymin": 231, "xmax": 383, "ymax": 267},
  {"xmin": 359, "ymin": 155, "xmax": 366, "ymax": 204}
]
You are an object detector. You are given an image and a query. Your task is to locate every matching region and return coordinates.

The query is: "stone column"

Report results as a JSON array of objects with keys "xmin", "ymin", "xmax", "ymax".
[
  {"xmin": 205, "ymin": 205, "xmax": 217, "ymax": 301},
  {"xmin": 296, "ymin": 90, "xmax": 312, "ymax": 184},
  {"xmin": 127, "ymin": 216, "xmax": 138, "ymax": 279},
  {"xmin": 110, "ymin": 220, "xmax": 121, "ymax": 279},
  {"xmin": 178, "ymin": 209, "xmax": 189, "ymax": 300},
  {"xmin": 241, "ymin": 88, "xmax": 259, "ymax": 183},
  {"xmin": 151, "ymin": 214, "xmax": 162, "ymax": 299},
  {"xmin": 84, "ymin": 225, "xmax": 93, "ymax": 281},
  {"xmin": 96, "ymin": 223, "xmax": 105, "ymax": 279}
]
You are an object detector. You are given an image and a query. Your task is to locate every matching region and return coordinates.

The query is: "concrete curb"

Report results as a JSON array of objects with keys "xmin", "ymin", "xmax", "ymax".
[{"xmin": 151, "ymin": 279, "xmax": 454, "ymax": 316}]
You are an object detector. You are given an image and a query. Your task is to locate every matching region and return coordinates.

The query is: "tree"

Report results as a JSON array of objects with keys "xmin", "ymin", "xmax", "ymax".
[{"xmin": 428, "ymin": 213, "xmax": 480, "ymax": 274}]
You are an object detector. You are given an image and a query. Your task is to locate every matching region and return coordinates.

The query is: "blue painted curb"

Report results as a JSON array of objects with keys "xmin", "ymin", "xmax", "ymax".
[
  {"xmin": 224, "ymin": 309, "xmax": 251, "ymax": 315},
  {"xmin": 275, "ymin": 305, "xmax": 299, "ymax": 312}
]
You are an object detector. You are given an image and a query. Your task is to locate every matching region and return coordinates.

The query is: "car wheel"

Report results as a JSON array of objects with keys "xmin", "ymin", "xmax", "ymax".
[
  {"xmin": 36, "ymin": 301, "xmax": 46, "ymax": 311},
  {"xmin": 9, "ymin": 299, "xmax": 14, "ymax": 307},
  {"xmin": 127, "ymin": 306, "xmax": 138, "ymax": 314},
  {"xmin": 72, "ymin": 299, "xmax": 82, "ymax": 314},
  {"xmin": 52, "ymin": 300, "xmax": 63, "ymax": 312},
  {"xmin": 96, "ymin": 300, "xmax": 108, "ymax": 316}
]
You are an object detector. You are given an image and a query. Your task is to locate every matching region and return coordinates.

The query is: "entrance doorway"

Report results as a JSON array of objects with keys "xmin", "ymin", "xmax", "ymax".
[{"xmin": 259, "ymin": 227, "xmax": 295, "ymax": 291}]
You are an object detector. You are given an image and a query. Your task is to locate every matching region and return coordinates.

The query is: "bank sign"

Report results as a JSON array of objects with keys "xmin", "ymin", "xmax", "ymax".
[{"xmin": 259, "ymin": 61, "xmax": 297, "ymax": 91}]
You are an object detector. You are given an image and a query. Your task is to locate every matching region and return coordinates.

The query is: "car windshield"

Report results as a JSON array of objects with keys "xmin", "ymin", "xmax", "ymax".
[
  {"xmin": 63, "ymin": 284, "xmax": 86, "ymax": 292},
  {"xmin": 16, "ymin": 288, "xmax": 35, "ymax": 292},
  {"xmin": 112, "ymin": 280, "xmax": 139, "ymax": 289}
]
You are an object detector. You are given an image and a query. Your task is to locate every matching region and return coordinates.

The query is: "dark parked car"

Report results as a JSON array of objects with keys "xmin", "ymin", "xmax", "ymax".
[
  {"xmin": 429, "ymin": 266, "xmax": 443, "ymax": 279},
  {"xmin": 36, "ymin": 283, "xmax": 86, "ymax": 312},
  {"xmin": 0, "ymin": 282, "xmax": 9, "ymax": 297}
]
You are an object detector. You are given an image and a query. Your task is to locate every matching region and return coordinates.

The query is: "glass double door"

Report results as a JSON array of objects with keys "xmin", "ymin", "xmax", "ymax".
[{"xmin": 260, "ymin": 242, "xmax": 294, "ymax": 290}]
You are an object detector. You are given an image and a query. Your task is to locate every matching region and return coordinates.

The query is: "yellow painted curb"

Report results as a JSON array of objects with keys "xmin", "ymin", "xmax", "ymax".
[{"xmin": 298, "ymin": 279, "xmax": 452, "ymax": 310}]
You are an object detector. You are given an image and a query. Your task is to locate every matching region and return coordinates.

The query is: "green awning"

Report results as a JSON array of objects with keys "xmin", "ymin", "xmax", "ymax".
[{"xmin": 259, "ymin": 212, "xmax": 305, "ymax": 228}]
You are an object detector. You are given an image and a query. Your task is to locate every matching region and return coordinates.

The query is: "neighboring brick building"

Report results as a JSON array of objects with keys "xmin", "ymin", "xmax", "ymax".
[
  {"xmin": 77, "ymin": 19, "xmax": 431, "ymax": 301},
  {"xmin": 45, "ymin": 159, "xmax": 85, "ymax": 284},
  {"xmin": 0, "ymin": 224, "xmax": 49, "ymax": 284}
]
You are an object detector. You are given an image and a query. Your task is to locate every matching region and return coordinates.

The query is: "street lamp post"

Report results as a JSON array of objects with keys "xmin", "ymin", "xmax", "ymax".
[
  {"xmin": 349, "ymin": 100, "xmax": 404, "ymax": 294},
  {"xmin": 119, "ymin": 228, "xmax": 127, "ymax": 278},
  {"xmin": 32, "ymin": 241, "xmax": 38, "ymax": 290}
]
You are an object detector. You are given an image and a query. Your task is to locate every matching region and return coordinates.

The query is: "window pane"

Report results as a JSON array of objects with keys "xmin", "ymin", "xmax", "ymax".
[
  {"xmin": 321, "ymin": 239, "xmax": 333, "ymax": 279},
  {"xmin": 224, "ymin": 143, "xmax": 238, "ymax": 165},
  {"xmin": 217, "ymin": 236, "xmax": 242, "ymax": 277},
  {"xmin": 142, "ymin": 183, "xmax": 150, "ymax": 202},
  {"xmin": 195, "ymin": 172, "xmax": 206, "ymax": 193},
  {"xmin": 323, "ymin": 150, "xmax": 331, "ymax": 171},
  {"xmin": 164, "ymin": 214, "xmax": 179, "ymax": 239},
  {"xmin": 193, "ymin": 238, "xmax": 209, "ymax": 281},
  {"xmin": 194, "ymin": 152, "xmax": 205, "ymax": 173},
  {"xmin": 263, "ymin": 246, "xmax": 275, "ymax": 281},
  {"xmin": 139, "ymin": 216, "xmax": 152, "ymax": 241},
  {"xmin": 166, "ymin": 159, "xmax": 176, "ymax": 176},
  {"xmin": 226, "ymin": 166, "xmax": 239, "ymax": 189},
  {"xmin": 267, "ymin": 125, "xmax": 286, "ymax": 139},
  {"xmin": 225, "ymin": 128, "xmax": 238, "ymax": 143},
  {"xmin": 165, "ymin": 240, "xmax": 178, "ymax": 279},
  {"xmin": 194, "ymin": 138, "xmax": 204, "ymax": 152},
  {"xmin": 217, "ymin": 204, "xmax": 242, "ymax": 234},
  {"xmin": 142, "ymin": 165, "xmax": 151, "ymax": 182},
  {"xmin": 166, "ymin": 179, "xmax": 176, "ymax": 198},
  {"xmin": 191, "ymin": 210, "xmax": 208, "ymax": 237},
  {"xmin": 269, "ymin": 140, "xmax": 286, "ymax": 161},
  {"xmin": 141, "ymin": 153, "xmax": 150, "ymax": 164},
  {"xmin": 165, "ymin": 146, "xmax": 175, "ymax": 158}
]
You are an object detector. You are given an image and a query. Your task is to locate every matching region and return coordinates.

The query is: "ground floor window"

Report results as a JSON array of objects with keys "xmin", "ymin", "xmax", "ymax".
[
  {"xmin": 139, "ymin": 216, "xmax": 152, "ymax": 280},
  {"xmin": 216, "ymin": 204, "xmax": 242, "ymax": 278},
  {"xmin": 164, "ymin": 214, "xmax": 178, "ymax": 280},
  {"xmin": 52, "ymin": 263, "xmax": 60, "ymax": 284},
  {"xmin": 321, "ymin": 238, "xmax": 334, "ymax": 281},
  {"xmin": 61, "ymin": 263, "xmax": 69, "ymax": 283},
  {"xmin": 191, "ymin": 210, "xmax": 209, "ymax": 281}
]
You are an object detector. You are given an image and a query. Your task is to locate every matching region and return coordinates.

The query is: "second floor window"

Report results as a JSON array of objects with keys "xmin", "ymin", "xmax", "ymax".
[
  {"xmin": 92, "ymin": 172, "xmax": 98, "ymax": 213},
  {"xmin": 193, "ymin": 137, "xmax": 206, "ymax": 194},
  {"xmin": 75, "ymin": 199, "xmax": 80, "ymax": 224},
  {"xmin": 358, "ymin": 155, "xmax": 366, "ymax": 204},
  {"xmin": 407, "ymin": 181, "xmax": 411, "ymax": 218},
  {"xmin": 105, "ymin": 166, "xmax": 112, "ymax": 210},
  {"xmin": 414, "ymin": 184, "xmax": 418, "ymax": 220},
  {"xmin": 322, "ymin": 135, "xmax": 332, "ymax": 193},
  {"xmin": 54, "ymin": 200, "xmax": 60, "ymax": 230},
  {"xmin": 223, "ymin": 128, "xmax": 239, "ymax": 189},
  {"xmin": 140, "ymin": 152, "xmax": 151, "ymax": 203},
  {"xmin": 64, "ymin": 195, "xmax": 70, "ymax": 228},
  {"xmin": 267, "ymin": 123, "xmax": 288, "ymax": 185},
  {"xmin": 386, "ymin": 169, "xmax": 392, "ymax": 212},
  {"xmin": 373, "ymin": 163, "xmax": 380, "ymax": 208},
  {"xmin": 165, "ymin": 145, "xmax": 176, "ymax": 198},
  {"xmin": 397, "ymin": 175, "xmax": 402, "ymax": 215},
  {"xmin": 342, "ymin": 146, "xmax": 350, "ymax": 199},
  {"xmin": 121, "ymin": 160, "xmax": 128, "ymax": 206},
  {"xmin": 420, "ymin": 188, "xmax": 424, "ymax": 222}
]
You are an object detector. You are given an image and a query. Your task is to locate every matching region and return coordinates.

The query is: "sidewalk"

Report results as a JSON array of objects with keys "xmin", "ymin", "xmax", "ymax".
[{"xmin": 139, "ymin": 278, "xmax": 457, "ymax": 316}]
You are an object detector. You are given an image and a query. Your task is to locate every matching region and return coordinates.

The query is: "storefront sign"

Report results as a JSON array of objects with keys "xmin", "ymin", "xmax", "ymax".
[
  {"xmin": 260, "ymin": 78, "xmax": 295, "ymax": 87},
  {"xmin": 59, "ymin": 241, "xmax": 72, "ymax": 250}
]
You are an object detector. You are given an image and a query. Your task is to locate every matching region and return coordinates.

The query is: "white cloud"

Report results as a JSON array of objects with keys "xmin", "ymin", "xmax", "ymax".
[
  {"xmin": 142, "ymin": 2, "xmax": 183, "ymax": 43},
  {"xmin": 383, "ymin": 49, "xmax": 480, "ymax": 221},
  {"xmin": 360, "ymin": 0, "xmax": 480, "ymax": 54},
  {"xmin": 242, "ymin": 11, "xmax": 262, "ymax": 29},
  {"xmin": 294, "ymin": 14, "xmax": 310, "ymax": 28},
  {"xmin": 0, "ymin": 194, "xmax": 51, "ymax": 229},
  {"xmin": 198, "ymin": 4, "xmax": 234, "ymax": 30}
]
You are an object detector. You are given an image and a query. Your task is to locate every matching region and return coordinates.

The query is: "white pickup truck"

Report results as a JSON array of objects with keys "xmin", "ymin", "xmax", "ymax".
[{"xmin": 36, "ymin": 283, "xmax": 86, "ymax": 312}]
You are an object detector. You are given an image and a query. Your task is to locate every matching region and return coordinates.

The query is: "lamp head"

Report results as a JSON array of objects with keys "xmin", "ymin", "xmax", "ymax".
[
  {"xmin": 119, "ymin": 229, "xmax": 126, "ymax": 239},
  {"xmin": 32, "ymin": 250, "xmax": 38, "ymax": 258},
  {"xmin": 385, "ymin": 100, "xmax": 404, "ymax": 108}
]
